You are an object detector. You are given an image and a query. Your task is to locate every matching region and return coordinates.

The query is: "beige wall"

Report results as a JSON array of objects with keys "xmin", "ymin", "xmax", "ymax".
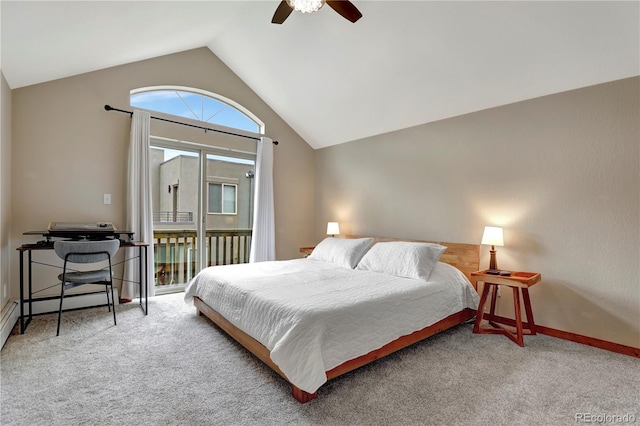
[
  {"xmin": 1, "ymin": 71, "xmax": 12, "ymax": 311},
  {"xmin": 314, "ymin": 77, "xmax": 640, "ymax": 348},
  {"xmin": 8, "ymin": 46, "xmax": 639, "ymax": 349},
  {"xmin": 10, "ymin": 48, "xmax": 315, "ymax": 298}
]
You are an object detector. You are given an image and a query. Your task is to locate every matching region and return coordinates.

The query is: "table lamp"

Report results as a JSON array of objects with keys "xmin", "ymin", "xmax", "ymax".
[
  {"xmin": 481, "ymin": 226, "xmax": 504, "ymax": 274},
  {"xmin": 326, "ymin": 222, "xmax": 340, "ymax": 237}
]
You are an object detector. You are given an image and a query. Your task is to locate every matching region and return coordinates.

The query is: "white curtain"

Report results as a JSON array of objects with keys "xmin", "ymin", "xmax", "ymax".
[
  {"xmin": 123, "ymin": 110, "xmax": 155, "ymax": 299},
  {"xmin": 249, "ymin": 137, "xmax": 276, "ymax": 262}
]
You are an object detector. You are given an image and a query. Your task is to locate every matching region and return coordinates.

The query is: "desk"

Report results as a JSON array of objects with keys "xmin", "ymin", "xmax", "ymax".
[{"xmin": 17, "ymin": 241, "xmax": 149, "ymax": 334}]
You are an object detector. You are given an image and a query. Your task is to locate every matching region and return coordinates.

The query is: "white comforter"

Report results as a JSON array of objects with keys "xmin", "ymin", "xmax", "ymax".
[{"xmin": 184, "ymin": 258, "xmax": 478, "ymax": 393}]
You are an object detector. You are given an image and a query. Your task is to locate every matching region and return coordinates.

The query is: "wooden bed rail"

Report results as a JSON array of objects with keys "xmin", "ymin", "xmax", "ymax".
[
  {"xmin": 193, "ymin": 235, "xmax": 480, "ymax": 403},
  {"xmin": 194, "ymin": 296, "xmax": 318, "ymax": 401},
  {"xmin": 195, "ymin": 296, "xmax": 475, "ymax": 403}
]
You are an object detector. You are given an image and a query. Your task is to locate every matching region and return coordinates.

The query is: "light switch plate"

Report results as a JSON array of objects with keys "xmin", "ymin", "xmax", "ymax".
[{"xmin": 103, "ymin": 193, "xmax": 112, "ymax": 205}]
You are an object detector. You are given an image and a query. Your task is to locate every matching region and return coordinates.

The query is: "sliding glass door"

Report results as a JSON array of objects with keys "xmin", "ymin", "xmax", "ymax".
[
  {"xmin": 150, "ymin": 137, "xmax": 256, "ymax": 293},
  {"xmin": 150, "ymin": 144, "xmax": 200, "ymax": 291},
  {"xmin": 203, "ymin": 153, "xmax": 255, "ymax": 268}
]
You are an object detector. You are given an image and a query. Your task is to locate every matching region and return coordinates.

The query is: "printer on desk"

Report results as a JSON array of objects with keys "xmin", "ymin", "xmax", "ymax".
[
  {"xmin": 25, "ymin": 222, "xmax": 134, "ymax": 244},
  {"xmin": 47, "ymin": 222, "xmax": 120, "ymax": 240}
]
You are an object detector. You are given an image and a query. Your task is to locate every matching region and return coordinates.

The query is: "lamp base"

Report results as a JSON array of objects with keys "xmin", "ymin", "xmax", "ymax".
[
  {"xmin": 486, "ymin": 269, "xmax": 500, "ymax": 275},
  {"xmin": 488, "ymin": 247, "xmax": 499, "ymax": 271}
]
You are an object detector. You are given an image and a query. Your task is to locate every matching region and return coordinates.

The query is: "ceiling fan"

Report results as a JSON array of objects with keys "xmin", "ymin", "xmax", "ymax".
[{"xmin": 272, "ymin": 0, "xmax": 363, "ymax": 24}]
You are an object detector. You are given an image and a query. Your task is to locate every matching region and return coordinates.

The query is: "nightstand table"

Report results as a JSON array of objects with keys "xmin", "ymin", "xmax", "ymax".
[
  {"xmin": 299, "ymin": 247, "xmax": 314, "ymax": 257},
  {"xmin": 470, "ymin": 269, "xmax": 541, "ymax": 347}
]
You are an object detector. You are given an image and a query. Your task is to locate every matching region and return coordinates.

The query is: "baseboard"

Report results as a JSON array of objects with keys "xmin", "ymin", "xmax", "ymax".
[
  {"xmin": 488, "ymin": 314, "xmax": 640, "ymax": 358},
  {"xmin": 1, "ymin": 300, "xmax": 20, "ymax": 349},
  {"xmin": 1, "ymin": 291, "xmax": 121, "ymax": 341}
]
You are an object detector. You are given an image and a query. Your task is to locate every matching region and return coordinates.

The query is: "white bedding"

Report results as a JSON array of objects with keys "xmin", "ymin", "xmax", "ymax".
[{"xmin": 184, "ymin": 258, "xmax": 479, "ymax": 393}]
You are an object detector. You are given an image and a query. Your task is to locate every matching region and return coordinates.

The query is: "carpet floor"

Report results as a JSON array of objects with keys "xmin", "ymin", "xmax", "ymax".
[{"xmin": 1, "ymin": 292, "xmax": 638, "ymax": 426}]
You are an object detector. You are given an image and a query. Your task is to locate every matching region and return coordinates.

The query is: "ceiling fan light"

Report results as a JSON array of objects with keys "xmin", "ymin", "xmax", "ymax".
[{"xmin": 287, "ymin": 0, "xmax": 325, "ymax": 14}]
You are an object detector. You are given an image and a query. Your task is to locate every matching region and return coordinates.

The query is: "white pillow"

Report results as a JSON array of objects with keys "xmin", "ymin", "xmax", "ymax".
[
  {"xmin": 356, "ymin": 241, "xmax": 447, "ymax": 280},
  {"xmin": 308, "ymin": 237, "xmax": 374, "ymax": 269}
]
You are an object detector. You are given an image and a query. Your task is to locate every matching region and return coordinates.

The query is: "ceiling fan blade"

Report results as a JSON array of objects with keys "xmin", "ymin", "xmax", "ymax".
[
  {"xmin": 326, "ymin": 0, "xmax": 362, "ymax": 23},
  {"xmin": 272, "ymin": 0, "xmax": 293, "ymax": 24}
]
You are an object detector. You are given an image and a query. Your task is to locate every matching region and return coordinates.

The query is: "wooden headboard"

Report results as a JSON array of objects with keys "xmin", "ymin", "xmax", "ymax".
[{"xmin": 344, "ymin": 235, "xmax": 480, "ymax": 282}]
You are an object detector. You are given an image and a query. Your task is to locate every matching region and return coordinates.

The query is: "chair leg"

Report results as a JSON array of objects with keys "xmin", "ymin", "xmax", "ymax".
[
  {"xmin": 105, "ymin": 286, "xmax": 111, "ymax": 312},
  {"xmin": 110, "ymin": 282, "xmax": 117, "ymax": 326},
  {"xmin": 57, "ymin": 284, "xmax": 66, "ymax": 336}
]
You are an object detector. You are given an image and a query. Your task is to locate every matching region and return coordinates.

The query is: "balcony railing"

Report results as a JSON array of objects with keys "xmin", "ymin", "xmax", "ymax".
[
  {"xmin": 153, "ymin": 211, "xmax": 194, "ymax": 223},
  {"xmin": 154, "ymin": 228, "xmax": 252, "ymax": 286}
]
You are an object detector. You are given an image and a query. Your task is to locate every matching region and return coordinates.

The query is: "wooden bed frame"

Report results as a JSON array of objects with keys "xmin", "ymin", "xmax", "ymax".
[{"xmin": 193, "ymin": 237, "xmax": 480, "ymax": 403}]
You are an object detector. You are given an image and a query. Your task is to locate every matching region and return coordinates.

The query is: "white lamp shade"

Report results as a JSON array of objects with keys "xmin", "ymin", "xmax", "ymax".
[
  {"xmin": 326, "ymin": 222, "xmax": 340, "ymax": 236},
  {"xmin": 481, "ymin": 226, "xmax": 504, "ymax": 246}
]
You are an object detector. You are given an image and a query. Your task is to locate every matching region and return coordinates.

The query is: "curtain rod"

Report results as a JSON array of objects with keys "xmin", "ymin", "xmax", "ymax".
[{"xmin": 104, "ymin": 105, "xmax": 278, "ymax": 145}]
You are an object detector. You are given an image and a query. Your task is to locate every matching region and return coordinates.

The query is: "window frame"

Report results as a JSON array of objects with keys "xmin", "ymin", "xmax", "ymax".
[
  {"xmin": 130, "ymin": 85, "xmax": 265, "ymax": 135},
  {"xmin": 207, "ymin": 182, "xmax": 238, "ymax": 215}
]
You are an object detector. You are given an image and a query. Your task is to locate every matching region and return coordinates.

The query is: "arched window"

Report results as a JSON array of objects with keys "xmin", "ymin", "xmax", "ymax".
[
  {"xmin": 132, "ymin": 86, "xmax": 262, "ymax": 293},
  {"xmin": 130, "ymin": 86, "xmax": 264, "ymax": 134}
]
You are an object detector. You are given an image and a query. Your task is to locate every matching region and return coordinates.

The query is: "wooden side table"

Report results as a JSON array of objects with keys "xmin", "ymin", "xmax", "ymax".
[
  {"xmin": 470, "ymin": 269, "xmax": 541, "ymax": 347},
  {"xmin": 299, "ymin": 247, "xmax": 314, "ymax": 257}
]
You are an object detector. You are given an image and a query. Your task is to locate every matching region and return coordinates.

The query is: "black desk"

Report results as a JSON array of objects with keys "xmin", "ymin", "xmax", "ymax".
[{"xmin": 17, "ymin": 240, "xmax": 149, "ymax": 334}]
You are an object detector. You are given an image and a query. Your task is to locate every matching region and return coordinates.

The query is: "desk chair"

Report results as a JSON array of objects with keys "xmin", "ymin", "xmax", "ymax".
[{"xmin": 54, "ymin": 239, "xmax": 120, "ymax": 336}]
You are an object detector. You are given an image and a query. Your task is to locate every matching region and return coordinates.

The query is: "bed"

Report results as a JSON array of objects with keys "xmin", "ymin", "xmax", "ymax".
[{"xmin": 184, "ymin": 235, "xmax": 480, "ymax": 403}]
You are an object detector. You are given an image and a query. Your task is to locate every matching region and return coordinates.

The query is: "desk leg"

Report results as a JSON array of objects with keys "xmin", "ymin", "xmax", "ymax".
[
  {"xmin": 140, "ymin": 245, "xmax": 148, "ymax": 315},
  {"xmin": 19, "ymin": 251, "xmax": 24, "ymax": 334},
  {"xmin": 19, "ymin": 250, "xmax": 34, "ymax": 334},
  {"xmin": 28, "ymin": 250, "xmax": 33, "ymax": 328},
  {"xmin": 145, "ymin": 245, "xmax": 148, "ymax": 314},
  {"xmin": 138, "ymin": 245, "xmax": 142, "ymax": 311}
]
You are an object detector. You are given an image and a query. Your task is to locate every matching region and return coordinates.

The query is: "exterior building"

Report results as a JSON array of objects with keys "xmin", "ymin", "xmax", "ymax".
[{"xmin": 151, "ymin": 151, "xmax": 255, "ymax": 230}]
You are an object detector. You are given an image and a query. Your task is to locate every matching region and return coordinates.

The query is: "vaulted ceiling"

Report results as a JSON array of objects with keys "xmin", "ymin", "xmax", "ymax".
[{"xmin": 2, "ymin": 1, "xmax": 638, "ymax": 149}]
